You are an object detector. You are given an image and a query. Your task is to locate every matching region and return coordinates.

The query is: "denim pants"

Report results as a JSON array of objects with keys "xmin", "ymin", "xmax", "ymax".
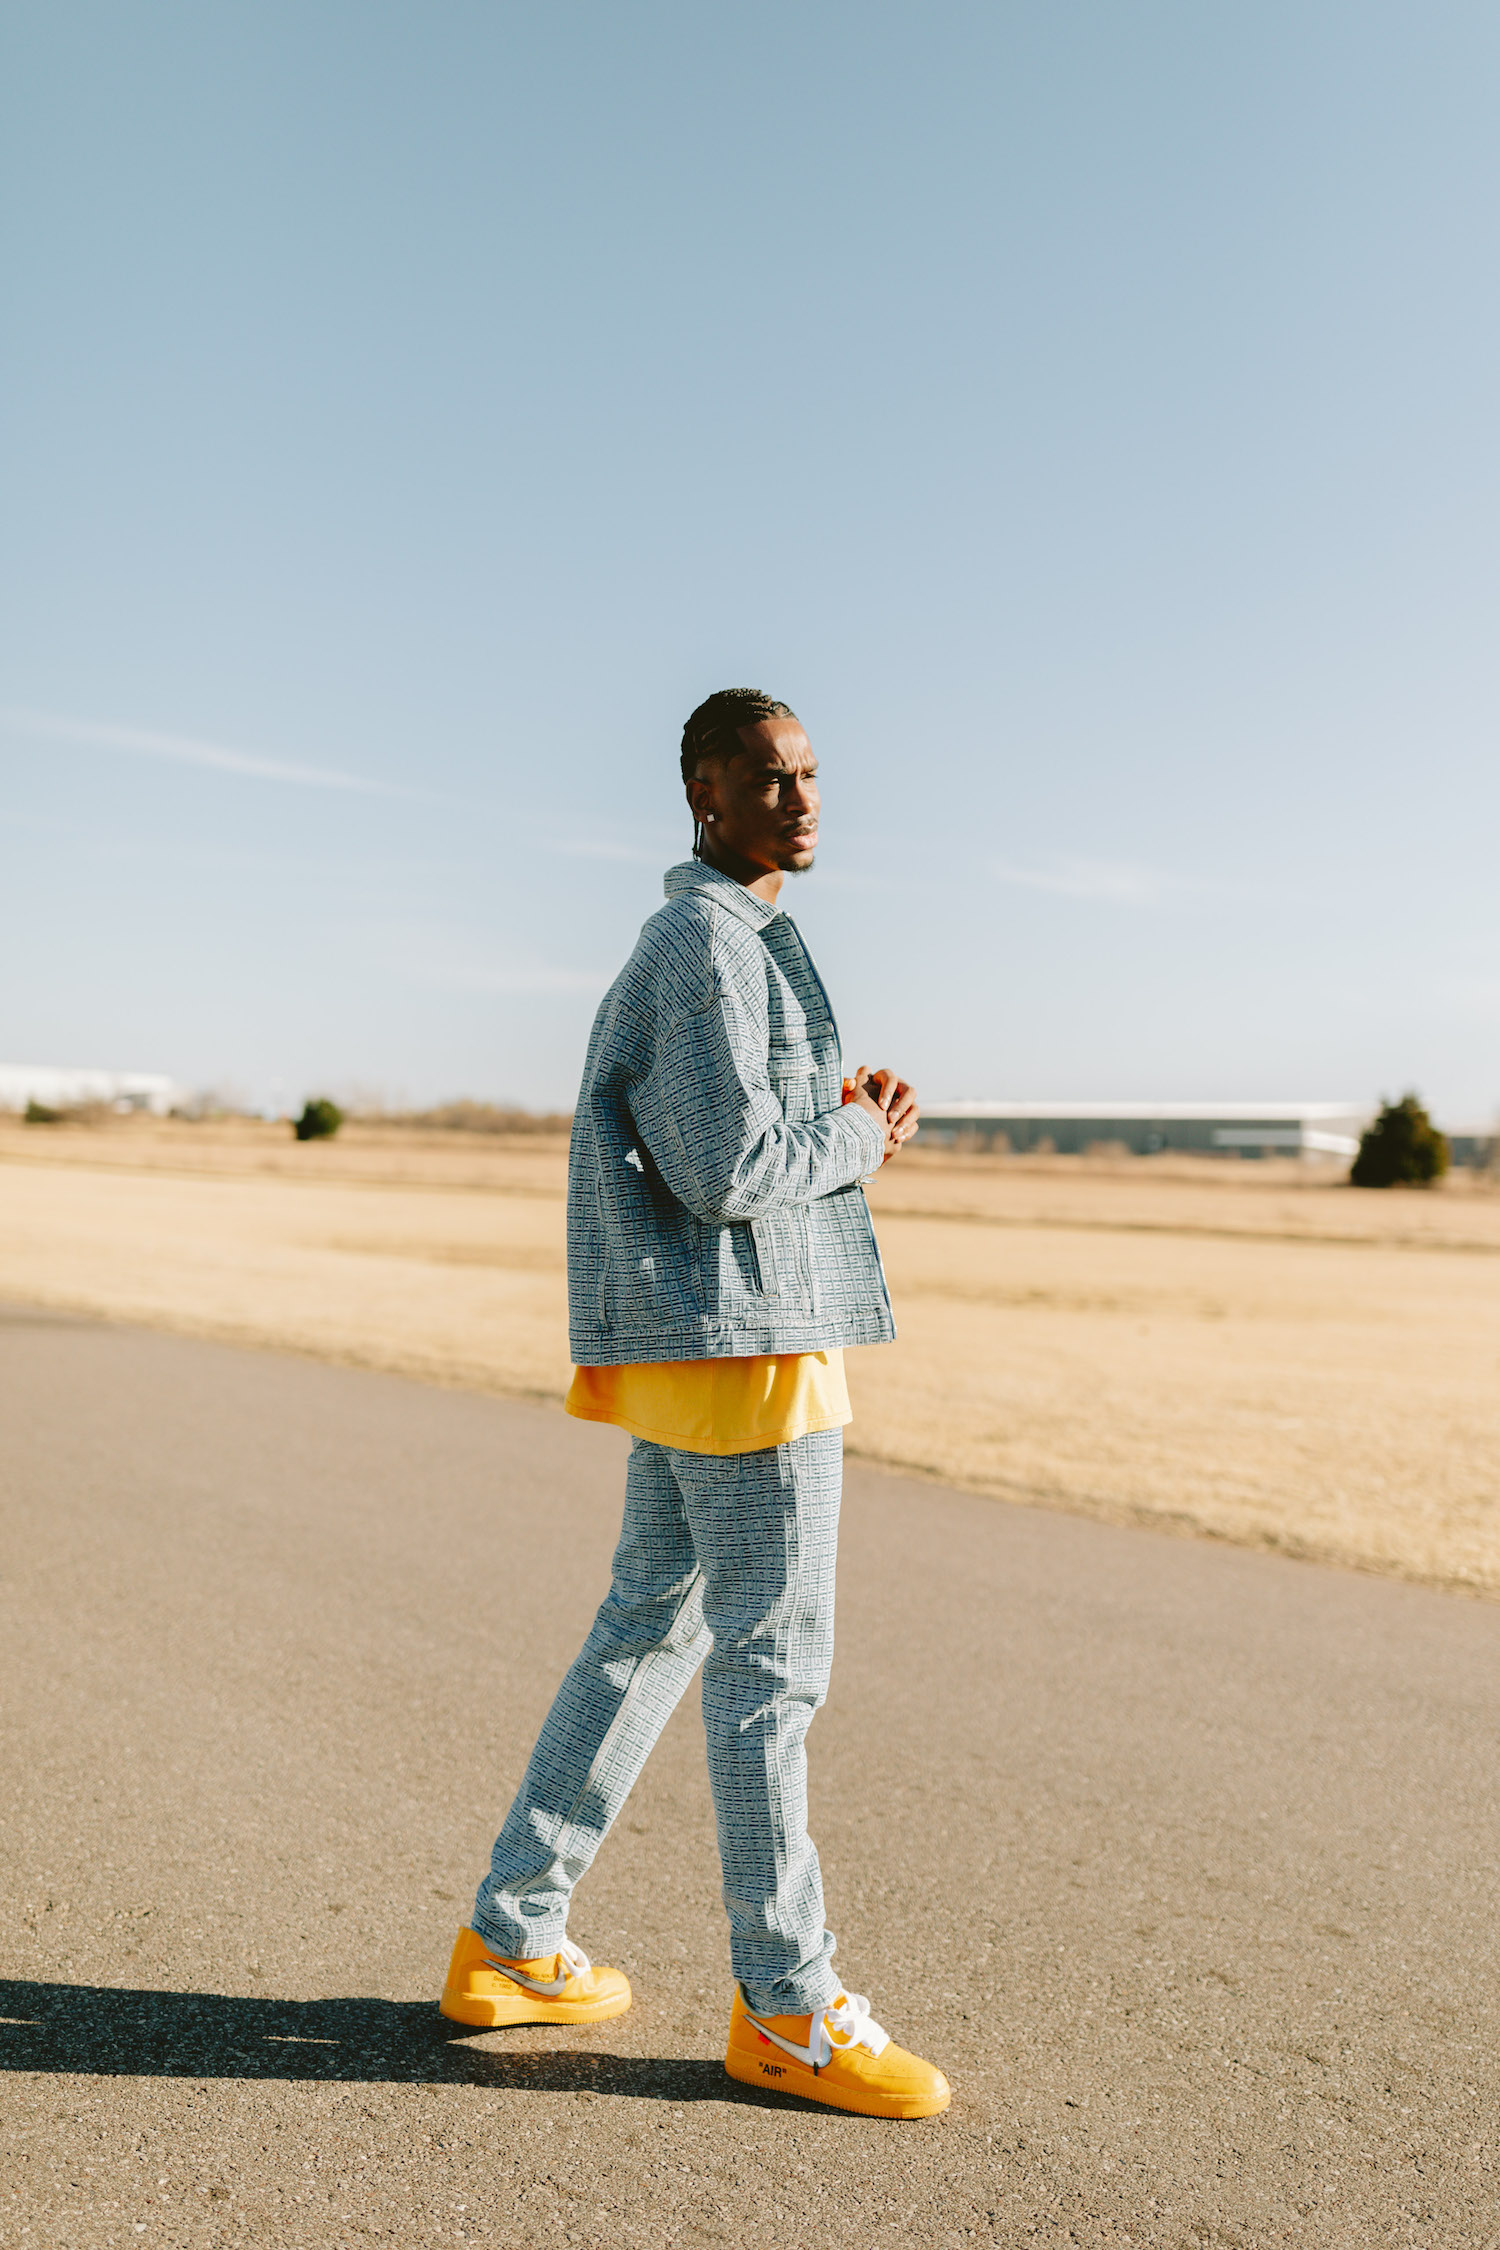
[{"xmin": 473, "ymin": 1427, "xmax": 843, "ymax": 2016}]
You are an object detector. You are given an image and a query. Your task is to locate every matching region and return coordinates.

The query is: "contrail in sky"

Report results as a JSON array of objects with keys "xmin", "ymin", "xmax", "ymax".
[{"xmin": 0, "ymin": 707, "xmax": 435, "ymax": 800}]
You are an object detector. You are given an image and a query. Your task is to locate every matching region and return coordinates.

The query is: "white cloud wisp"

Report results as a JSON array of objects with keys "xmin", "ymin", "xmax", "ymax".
[
  {"xmin": 0, "ymin": 707, "xmax": 436, "ymax": 800},
  {"xmin": 375, "ymin": 921, "xmax": 610, "ymax": 998}
]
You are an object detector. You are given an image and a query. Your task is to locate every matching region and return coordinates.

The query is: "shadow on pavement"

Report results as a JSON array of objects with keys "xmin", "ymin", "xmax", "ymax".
[{"xmin": 0, "ymin": 1981, "xmax": 765, "ymax": 2101}]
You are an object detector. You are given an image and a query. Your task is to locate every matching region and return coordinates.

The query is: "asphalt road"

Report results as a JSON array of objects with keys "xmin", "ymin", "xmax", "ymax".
[{"xmin": 2, "ymin": 1305, "xmax": 1498, "ymax": 2249}]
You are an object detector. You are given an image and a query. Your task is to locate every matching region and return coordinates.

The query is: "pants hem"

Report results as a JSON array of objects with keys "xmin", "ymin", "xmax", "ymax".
[
  {"xmin": 471, "ymin": 1911, "xmax": 568, "ymax": 1961},
  {"xmin": 737, "ymin": 1973, "xmax": 843, "ymax": 2019}
]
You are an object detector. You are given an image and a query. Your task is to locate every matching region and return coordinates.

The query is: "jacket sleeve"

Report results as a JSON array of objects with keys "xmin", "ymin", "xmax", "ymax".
[{"xmin": 629, "ymin": 927, "xmax": 887, "ymax": 1223}]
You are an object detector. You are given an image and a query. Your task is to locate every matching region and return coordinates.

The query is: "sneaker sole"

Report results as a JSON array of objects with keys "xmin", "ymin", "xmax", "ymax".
[
  {"xmin": 724, "ymin": 2045, "xmax": 951, "ymax": 2119},
  {"xmin": 439, "ymin": 1990, "xmax": 632, "ymax": 2029}
]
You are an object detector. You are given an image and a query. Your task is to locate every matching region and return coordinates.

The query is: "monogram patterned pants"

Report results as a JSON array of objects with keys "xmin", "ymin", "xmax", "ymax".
[{"xmin": 473, "ymin": 1427, "xmax": 843, "ymax": 2015}]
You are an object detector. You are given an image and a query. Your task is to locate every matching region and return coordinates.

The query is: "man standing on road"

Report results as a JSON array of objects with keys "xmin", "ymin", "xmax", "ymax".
[{"xmin": 440, "ymin": 688, "xmax": 950, "ymax": 2120}]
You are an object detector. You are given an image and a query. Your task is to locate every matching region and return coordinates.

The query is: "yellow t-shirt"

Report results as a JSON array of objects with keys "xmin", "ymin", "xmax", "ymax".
[{"xmin": 564, "ymin": 1351, "xmax": 850, "ymax": 1456}]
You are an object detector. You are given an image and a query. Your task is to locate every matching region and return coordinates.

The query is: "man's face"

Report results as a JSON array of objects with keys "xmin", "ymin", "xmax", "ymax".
[{"xmin": 686, "ymin": 716, "xmax": 820, "ymax": 882}]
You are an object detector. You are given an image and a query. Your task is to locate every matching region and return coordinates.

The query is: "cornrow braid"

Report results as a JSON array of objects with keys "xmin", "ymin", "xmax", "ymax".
[{"xmin": 680, "ymin": 688, "xmax": 796, "ymax": 786}]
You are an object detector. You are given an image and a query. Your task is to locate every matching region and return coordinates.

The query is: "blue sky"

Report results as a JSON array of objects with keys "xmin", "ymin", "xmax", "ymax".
[{"xmin": 4, "ymin": 2, "xmax": 1499, "ymax": 1119}]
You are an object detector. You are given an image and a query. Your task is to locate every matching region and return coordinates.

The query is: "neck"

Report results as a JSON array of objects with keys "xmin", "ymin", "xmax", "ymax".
[{"xmin": 697, "ymin": 832, "xmax": 783, "ymax": 905}]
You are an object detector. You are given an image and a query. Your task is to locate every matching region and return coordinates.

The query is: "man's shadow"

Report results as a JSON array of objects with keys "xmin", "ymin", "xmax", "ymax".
[{"xmin": 0, "ymin": 1980, "xmax": 785, "ymax": 2103}]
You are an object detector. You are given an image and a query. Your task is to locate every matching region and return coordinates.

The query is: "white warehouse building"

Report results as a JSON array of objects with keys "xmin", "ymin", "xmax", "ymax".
[
  {"xmin": 0, "ymin": 1064, "xmax": 185, "ymax": 1117},
  {"xmin": 914, "ymin": 1101, "xmax": 1369, "ymax": 1159}
]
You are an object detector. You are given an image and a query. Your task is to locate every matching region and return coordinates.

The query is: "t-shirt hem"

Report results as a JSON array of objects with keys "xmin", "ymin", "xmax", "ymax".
[{"xmin": 563, "ymin": 1396, "xmax": 853, "ymax": 1456}]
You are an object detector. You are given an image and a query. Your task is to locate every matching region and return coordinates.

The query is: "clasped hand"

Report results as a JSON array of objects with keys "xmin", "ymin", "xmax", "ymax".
[{"xmin": 846, "ymin": 1065, "xmax": 919, "ymax": 1162}]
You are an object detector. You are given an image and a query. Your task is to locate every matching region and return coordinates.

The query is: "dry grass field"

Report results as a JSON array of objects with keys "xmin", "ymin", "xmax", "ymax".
[{"xmin": 3, "ymin": 1114, "xmax": 1498, "ymax": 1596}]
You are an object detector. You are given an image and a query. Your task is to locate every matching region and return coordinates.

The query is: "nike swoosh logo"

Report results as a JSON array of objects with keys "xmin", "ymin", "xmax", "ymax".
[
  {"xmin": 743, "ymin": 2013, "xmax": 825, "ymax": 2070},
  {"xmin": 482, "ymin": 1955, "xmax": 571, "ymax": 1996}
]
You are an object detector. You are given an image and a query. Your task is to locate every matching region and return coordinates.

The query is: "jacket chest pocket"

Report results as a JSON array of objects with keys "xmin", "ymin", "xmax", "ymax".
[{"xmin": 768, "ymin": 1038, "xmax": 818, "ymax": 1125}]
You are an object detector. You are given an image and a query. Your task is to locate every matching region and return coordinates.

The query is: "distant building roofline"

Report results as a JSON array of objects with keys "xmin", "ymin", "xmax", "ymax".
[{"xmin": 918, "ymin": 1100, "xmax": 1366, "ymax": 1122}]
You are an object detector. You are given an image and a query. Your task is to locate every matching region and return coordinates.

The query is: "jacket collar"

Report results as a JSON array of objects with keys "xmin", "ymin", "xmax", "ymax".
[{"xmin": 663, "ymin": 857, "xmax": 783, "ymax": 931}]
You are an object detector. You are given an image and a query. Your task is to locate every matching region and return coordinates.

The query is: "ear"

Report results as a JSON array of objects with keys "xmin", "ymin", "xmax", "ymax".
[{"xmin": 685, "ymin": 769, "xmax": 722, "ymax": 824}]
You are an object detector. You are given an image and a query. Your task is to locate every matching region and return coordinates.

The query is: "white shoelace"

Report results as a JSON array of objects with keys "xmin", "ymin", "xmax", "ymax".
[
  {"xmin": 481, "ymin": 1936, "xmax": 593, "ymax": 1993},
  {"xmin": 820, "ymin": 1991, "xmax": 890, "ymax": 2064}
]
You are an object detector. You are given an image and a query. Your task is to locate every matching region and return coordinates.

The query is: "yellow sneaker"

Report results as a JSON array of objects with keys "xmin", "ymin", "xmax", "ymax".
[
  {"xmin": 439, "ymin": 1927, "xmax": 632, "ymax": 2028},
  {"xmin": 724, "ymin": 1984, "xmax": 951, "ymax": 2118}
]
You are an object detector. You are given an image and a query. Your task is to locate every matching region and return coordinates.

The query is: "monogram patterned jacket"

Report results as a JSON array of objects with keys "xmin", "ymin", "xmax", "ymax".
[{"xmin": 567, "ymin": 858, "xmax": 896, "ymax": 1366}]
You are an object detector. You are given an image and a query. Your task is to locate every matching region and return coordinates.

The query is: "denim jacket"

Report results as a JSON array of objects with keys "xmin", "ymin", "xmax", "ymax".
[{"xmin": 567, "ymin": 859, "xmax": 896, "ymax": 1365}]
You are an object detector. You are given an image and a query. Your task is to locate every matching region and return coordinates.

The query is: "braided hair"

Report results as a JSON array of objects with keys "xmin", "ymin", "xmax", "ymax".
[
  {"xmin": 681, "ymin": 689, "xmax": 798, "ymax": 860},
  {"xmin": 680, "ymin": 688, "xmax": 796, "ymax": 784}
]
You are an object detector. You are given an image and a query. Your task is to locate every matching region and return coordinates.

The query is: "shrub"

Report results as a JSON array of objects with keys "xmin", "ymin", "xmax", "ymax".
[
  {"xmin": 1350, "ymin": 1093, "xmax": 1449, "ymax": 1188},
  {"xmin": 23, "ymin": 1099, "xmax": 62, "ymax": 1125},
  {"xmin": 293, "ymin": 1097, "xmax": 344, "ymax": 1143}
]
